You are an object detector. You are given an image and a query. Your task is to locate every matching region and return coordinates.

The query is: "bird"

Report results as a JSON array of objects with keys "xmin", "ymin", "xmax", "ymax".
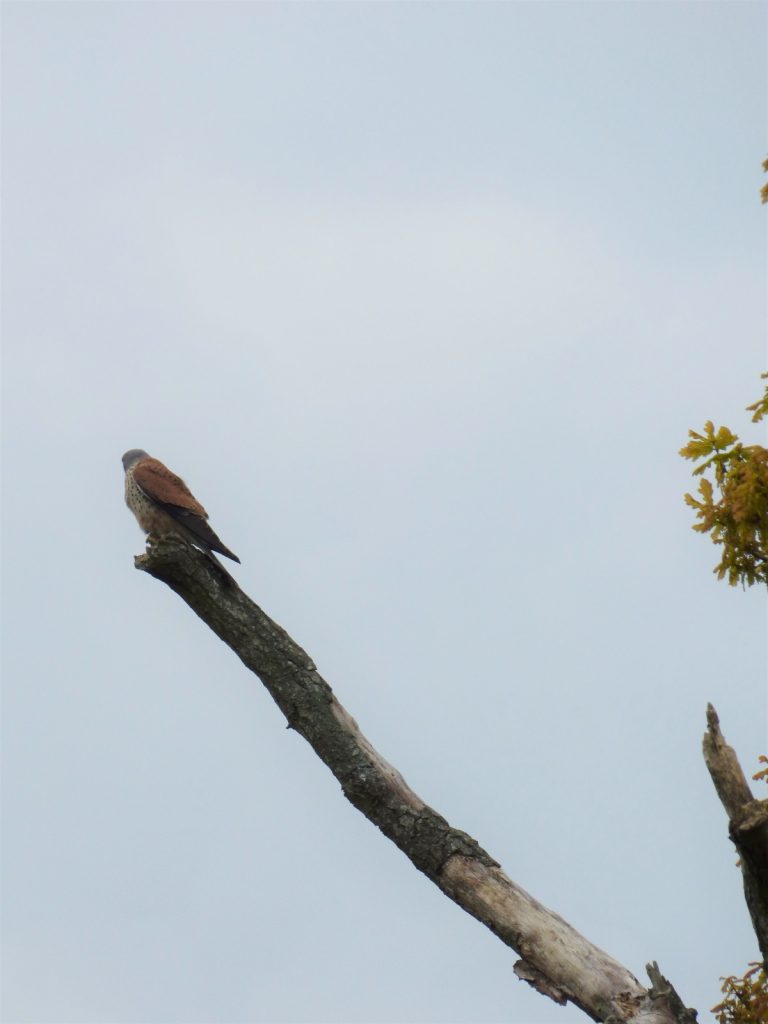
[{"xmin": 122, "ymin": 449, "xmax": 240, "ymax": 571}]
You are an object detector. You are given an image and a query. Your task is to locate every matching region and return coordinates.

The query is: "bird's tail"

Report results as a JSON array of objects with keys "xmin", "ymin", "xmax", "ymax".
[
  {"xmin": 169, "ymin": 508, "xmax": 241, "ymax": 563},
  {"xmin": 204, "ymin": 549, "xmax": 238, "ymax": 587}
]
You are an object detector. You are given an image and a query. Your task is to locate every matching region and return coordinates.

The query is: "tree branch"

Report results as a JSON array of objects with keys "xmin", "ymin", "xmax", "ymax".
[
  {"xmin": 703, "ymin": 703, "xmax": 768, "ymax": 964},
  {"xmin": 134, "ymin": 538, "xmax": 696, "ymax": 1023}
]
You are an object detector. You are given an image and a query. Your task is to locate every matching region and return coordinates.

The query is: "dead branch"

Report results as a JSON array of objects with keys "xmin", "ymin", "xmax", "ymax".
[
  {"xmin": 134, "ymin": 537, "xmax": 697, "ymax": 1023},
  {"xmin": 703, "ymin": 704, "xmax": 768, "ymax": 964}
]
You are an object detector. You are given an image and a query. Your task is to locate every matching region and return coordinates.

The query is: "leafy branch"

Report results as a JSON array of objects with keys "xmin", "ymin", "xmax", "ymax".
[
  {"xmin": 712, "ymin": 963, "xmax": 768, "ymax": 1024},
  {"xmin": 680, "ymin": 376, "xmax": 768, "ymax": 587}
]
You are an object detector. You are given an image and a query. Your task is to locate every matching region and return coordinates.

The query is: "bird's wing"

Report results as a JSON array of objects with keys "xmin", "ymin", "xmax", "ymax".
[
  {"xmin": 133, "ymin": 457, "xmax": 240, "ymax": 563},
  {"xmin": 171, "ymin": 510, "xmax": 241, "ymax": 563},
  {"xmin": 132, "ymin": 458, "xmax": 209, "ymax": 517}
]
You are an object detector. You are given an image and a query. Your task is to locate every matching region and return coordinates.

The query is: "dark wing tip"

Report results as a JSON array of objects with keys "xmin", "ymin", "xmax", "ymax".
[
  {"xmin": 215, "ymin": 543, "xmax": 241, "ymax": 563},
  {"xmin": 168, "ymin": 507, "xmax": 240, "ymax": 563}
]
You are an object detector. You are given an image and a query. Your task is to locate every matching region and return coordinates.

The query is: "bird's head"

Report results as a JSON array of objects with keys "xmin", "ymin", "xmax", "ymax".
[{"xmin": 122, "ymin": 449, "xmax": 149, "ymax": 472}]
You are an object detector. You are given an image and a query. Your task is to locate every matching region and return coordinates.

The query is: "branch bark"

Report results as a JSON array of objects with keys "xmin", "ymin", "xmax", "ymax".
[
  {"xmin": 134, "ymin": 538, "xmax": 696, "ymax": 1023},
  {"xmin": 703, "ymin": 703, "xmax": 768, "ymax": 964}
]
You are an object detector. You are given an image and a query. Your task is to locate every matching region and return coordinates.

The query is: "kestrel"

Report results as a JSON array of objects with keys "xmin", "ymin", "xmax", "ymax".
[{"xmin": 122, "ymin": 449, "xmax": 240, "ymax": 566}]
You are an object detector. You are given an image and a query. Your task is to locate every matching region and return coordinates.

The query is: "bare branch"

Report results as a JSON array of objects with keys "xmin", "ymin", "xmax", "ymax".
[
  {"xmin": 135, "ymin": 538, "xmax": 696, "ymax": 1023},
  {"xmin": 645, "ymin": 962, "xmax": 697, "ymax": 1024},
  {"xmin": 703, "ymin": 704, "xmax": 768, "ymax": 964}
]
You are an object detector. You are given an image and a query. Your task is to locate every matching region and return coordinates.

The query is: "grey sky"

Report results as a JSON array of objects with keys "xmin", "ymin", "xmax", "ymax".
[{"xmin": 2, "ymin": 2, "xmax": 766, "ymax": 1022}]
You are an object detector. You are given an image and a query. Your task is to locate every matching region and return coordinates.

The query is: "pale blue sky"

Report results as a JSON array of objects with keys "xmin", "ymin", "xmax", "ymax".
[{"xmin": 2, "ymin": 3, "xmax": 766, "ymax": 1023}]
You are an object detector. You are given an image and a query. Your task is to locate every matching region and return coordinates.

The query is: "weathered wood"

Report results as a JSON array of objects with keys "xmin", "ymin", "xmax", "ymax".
[
  {"xmin": 134, "ymin": 537, "xmax": 696, "ymax": 1023},
  {"xmin": 703, "ymin": 704, "xmax": 768, "ymax": 964}
]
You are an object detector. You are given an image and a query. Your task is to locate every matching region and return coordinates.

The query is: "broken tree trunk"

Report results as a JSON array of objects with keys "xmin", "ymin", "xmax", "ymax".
[{"xmin": 703, "ymin": 703, "xmax": 768, "ymax": 965}]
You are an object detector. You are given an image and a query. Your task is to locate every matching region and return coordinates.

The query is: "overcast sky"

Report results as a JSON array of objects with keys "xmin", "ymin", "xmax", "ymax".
[{"xmin": 2, "ymin": 3, "xmax": 766, "ymax": 1023}]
